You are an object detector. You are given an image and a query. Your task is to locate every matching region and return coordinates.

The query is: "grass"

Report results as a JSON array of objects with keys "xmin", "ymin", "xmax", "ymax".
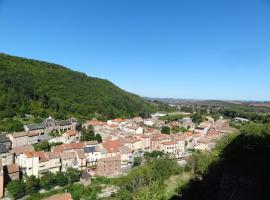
[{"xmin": 164, "ymin": 172, "xmax": 192, "ymax": 199}]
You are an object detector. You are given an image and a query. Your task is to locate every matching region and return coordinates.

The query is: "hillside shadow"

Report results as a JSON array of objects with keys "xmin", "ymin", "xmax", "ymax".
[{"xmin": 171, "ymin": 133, "xmax": 270, "ymax": 200}]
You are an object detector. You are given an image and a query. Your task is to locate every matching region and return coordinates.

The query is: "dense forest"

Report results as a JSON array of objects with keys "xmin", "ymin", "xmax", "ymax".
[{"xmin": 0, "ymin": 53, "xmax": 166, "ymax": 131}]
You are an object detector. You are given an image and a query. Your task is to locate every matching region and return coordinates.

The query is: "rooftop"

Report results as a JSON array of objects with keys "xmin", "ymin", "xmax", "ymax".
[
  {"xmin": 6, "ymin": 164, "xmax": 20, "ymax": 174},
  {"xmin": 0, "ymin": 134, "xmax": 11, "ymax": 143}
]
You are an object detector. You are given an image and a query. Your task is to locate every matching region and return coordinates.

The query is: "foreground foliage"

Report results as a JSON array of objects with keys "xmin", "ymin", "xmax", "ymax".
[{"xmin": 178, "ymin": 122, "xmax": 270, "ymax": 200}]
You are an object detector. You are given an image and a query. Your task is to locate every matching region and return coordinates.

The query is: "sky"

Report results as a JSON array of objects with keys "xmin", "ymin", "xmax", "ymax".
[{"xmin": 1, "ymin": 0, "xmax": 270, "ymax": 101}]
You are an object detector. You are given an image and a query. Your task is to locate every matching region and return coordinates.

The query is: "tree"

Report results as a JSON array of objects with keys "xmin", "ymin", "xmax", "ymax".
[
  {"xmin": 55, "ymin": 171, "xmax": 68, "ymax": 187},
  {"xmin": 81, "ymin": 125, "xmax": 96, "ymax": 141},
  {"xmin": 95, "ymin": 133, "xmax": 102, "ymax": 143},
  {"xmin": 161, "ymin": 126, "xmax": 170, "ymax": 134},
  {"xmin": 25, "ymin": 175, "xmax": 40, "ymax": 195},
  {"xmin": 40, "ymin": 172, "xmax": 55, "ymax": 190},
  {"xmin": 33, "ymin": 141, "xmax": 50, "ymax": 151},
  {"xmin": 66, "ymin": 168, "xmax": 81, "ymax": 184},
  {"xmin": 133, "ymin": 157, "xmax": 142, "ymax": 167},
  {"xmin": 7, "ymin": 180, "xmax": 25, "ymax": 199},
  {"xmin": 191, "ymin": 113, "xmax": 203, "ymax": 124},
  {"xmin": 144, "ymin": 150, "xmax": 164, "ymax": 158}
]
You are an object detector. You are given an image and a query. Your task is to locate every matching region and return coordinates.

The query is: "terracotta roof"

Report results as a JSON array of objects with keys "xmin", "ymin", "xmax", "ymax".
[
  {"xmin": 125, "ymin": 138, "xmax": 140, "ymax": 144},
  {"xmin": 24, "ymin": 151, "xmax": 48, "ymax": 162},
  {"xmin": 10, "ymin": 145, "xmax": 34, "ymax": 155},
  {"xmin": 64, "ymin": 130, "xmax": 77, "ymax": 137},
  {"xmin": 102, "ymin": 139, "xmax": 124, "ymax": 153},
  {"xmin": 150, "ymin": 134, "xmax": 172, "ymax": 142},
  {"xmin": 109, "ymin": 124, "xmax": 118, "ymax": 128},
  {"xmin": 75, "ymin": 149, "xmax": 85, "ymax": 159},
  {"xmin": 28, "ymin": 132, "xmax": 39, "ymax": 137},
  {"xmin": 7, "ymin": 164, "xmax": 20, "ymax": 174},
  {"xmin": 98, "ymin": 155, "xmax": 121, "ymax": 162},
  {"xmin": 86, "ymin": 120, "xmax": 107, "ymax": 126},
  {"xmin": 162, "ymin": 141, "xmax": 177, "ymax": 145},
  {"xmin": 120, "ymin": 146, "xmax": 132, "ymax": 154},
  {"xmin": 52, "ymin": 142, "xmax": 85, "ymax": 153},
  {"xmin": 43, "ymin": 193, "xmax": 73, "ymax": 200},
  {"xmin": 174, "ymin": 134, "xmax": 186, "ymax": 141},
  {"xmin": 184, "ymin": 132, "xmax": 194, "ymax": 137},
  {"xmin": 61, "ymin": 151, "xmax": 77, "ymax": 160},
  {"xmin": 112, "ymin": 118, "xmax": 126, "ymax": 123},
  {"xmin": 48, "ymin": 151, "xmax": 61, "ymax": 159}
]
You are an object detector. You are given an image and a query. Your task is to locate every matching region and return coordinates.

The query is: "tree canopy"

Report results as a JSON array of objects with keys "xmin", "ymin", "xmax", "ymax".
[{"xmin": 0, "ymin": 53, "xmax": 157, "ymax": 131}]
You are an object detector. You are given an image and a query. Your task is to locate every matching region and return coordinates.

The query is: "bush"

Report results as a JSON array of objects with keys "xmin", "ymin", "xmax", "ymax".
[{"xmin": 7, "ymin": 179, "xmax": 25, "ymax": 199}]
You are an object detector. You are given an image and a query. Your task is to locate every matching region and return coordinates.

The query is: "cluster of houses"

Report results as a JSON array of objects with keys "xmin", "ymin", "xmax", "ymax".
[{"xmin": 0, "ymin": 115, "xmax": 236, "ymax": 198}]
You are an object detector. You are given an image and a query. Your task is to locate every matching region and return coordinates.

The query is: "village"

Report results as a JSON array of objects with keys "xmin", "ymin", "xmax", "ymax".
[{"xmin": 0, "ymin": 112, "xmax": 236, "ymax": 198}]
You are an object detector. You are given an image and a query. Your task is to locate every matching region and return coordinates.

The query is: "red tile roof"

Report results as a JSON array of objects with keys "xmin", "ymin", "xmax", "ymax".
[
  {"xmin": 10, "ymin": 145, "xmax": 34, "ymax": 155},
  {"xmin": 52, "ymin": 142, "xmax": 85, "ymax": 153},
  {"xmin": 112, "ymin": 118, "xmax": 126, "ymax": 123},
  {"xmin": 86, "ymin": 120, "xmax": 107, "ymax": 126},
  {"xmin": 162, "ymin": 141, "xmax": 177, "ymax": 145},
  {"xmin": 7, "ymin": 164, "xmax": 20, "ymax": 174},
  {"xmin": 24, "ymin": 151, "xmax": 48, "ymax": 162},
  {"xmin": 102, "ymin": 139, "xmax": 124, "ymax": 153},
  {"xmin": 64, "ymin": 130, "xmax": 77, "ymax": 137}
]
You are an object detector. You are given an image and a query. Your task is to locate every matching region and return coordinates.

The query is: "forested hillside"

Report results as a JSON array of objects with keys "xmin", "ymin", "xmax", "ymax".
[{"xmin": 0, "ymin": 53, "xmax": 156, "ymax": 131}]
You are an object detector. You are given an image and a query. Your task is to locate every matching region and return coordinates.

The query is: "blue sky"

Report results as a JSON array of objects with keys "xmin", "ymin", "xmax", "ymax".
[{"xmin": 1, "ymin": 0, "xmax": 270, "ymax": 100}]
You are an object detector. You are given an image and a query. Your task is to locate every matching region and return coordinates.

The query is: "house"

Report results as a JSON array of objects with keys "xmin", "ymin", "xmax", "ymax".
[
  {"xmin": 0, "ymin": 135, "xmax": 11, "ymax": 150},
  {"xmin": 51, "ymin": 142, "xmax": 85, "ymax": 153},
  {"xmin": 213, "ymin": 120, "xmax": 236, "ymax": 135},
  {"xmin": 179, "ymin": 118, "xmax": 195, "ymax": 130},
  {"xmin": 143, "ymin": 120, "xmax": 155, "ymax": 126},
  {"xmin": 84, "ymin": 145, "xmax": 101, "ymax": 169},
  {"xmin": 19, "ymin": 151, "xmax": 61, "ymax": 178},
  {"xmin": 43, "ymin": 193, "xmax": 73, "ymax": 200},
  {"xmin": 101, "ymin": 139, "xmax": 123, "ymax": 158},
  {"xmin": 119, "ymin": 146, "xmax": 132, "ymax": 168},
  {"xmin": 48, "ymin": 130, "xmax": 80, "ymax": 144},
  {"xmin": 0, "ymin": 143, "xmax": 10, "ymax": 167},
  {"xmin": 19, "ymin": 151, "xmax": 39, "ymax": 177},
  {"xmin": 107, "ymin": 118, "xmax": 126, "ymax": 126},
  {"xmin": 8, "ymin": 132, "xmax": 28, "ymax": 148},
  {"xmin": 4, "ymin": 164, "xmax": 20, "ymax": 182},
  {"xmin": 24, "ymin": 117, "xmax": 77, "ymax": 136},
  {"xmin": 7, "ymin": 131, "xmax": 38, "ymax": 148},
  {"xmin": 124, "ymin": 138, "xmax": 142, "ymax": 152},
  {"xmin": 123, "ymin": 125, "xmax": 143, "ymax": 134},
  {"xmin": 151, "ymin": 113, "xmax": 166, "ymax": 117},
  {"xmin": 173, "ymin": 135, "xmax": 186, "ymax": 156},
  {"xmin": 75, "ymin": 149, "xmax": 86, "ymax": 170},
  {"xmin": 194, "ymin": 139, "xmax": 214, "ymax": 151},
  {"xmin": 46, "ymin": 152, "xmax": 61, "ymax": 175},
  {"xmin": 96, "ymin": 155, "xmax": 121, "ymax": 177},
  {"xmin": 9, "ymin": 145, "xmax": 34, "ymax": 166},
  {"xmin": 84, "ymin": 119, "xmax": 107, "ymax": 128},
  {"xmin": 160, "ymin": 141, "xmax": 177, "ymax": 154},
  {"xmin": 150, "ymin": 134, "xmax": 172, "ymax": 151},
  {"xmin": 60, "ymin": 151, "xmax": 78, "ymax": 172},
  {"xmin": 137, "ymin": 135, "xmax": 151, "ymax": 150},
  {"xmin": 195, "ymin": 121, "xmax": 212, "ymax": 136},
  {"xmin": 235, "ymin": 117, "xmax": 249, "ymax": 123},
  {"xmin": 144, "ymin": 127, "xmax": 161, "ymax": 135}
]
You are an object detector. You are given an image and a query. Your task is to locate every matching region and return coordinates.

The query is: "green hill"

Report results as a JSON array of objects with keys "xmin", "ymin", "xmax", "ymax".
[{"xmin": 0, "ymin": 53, "xmax": 155, "ymax": 130}]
